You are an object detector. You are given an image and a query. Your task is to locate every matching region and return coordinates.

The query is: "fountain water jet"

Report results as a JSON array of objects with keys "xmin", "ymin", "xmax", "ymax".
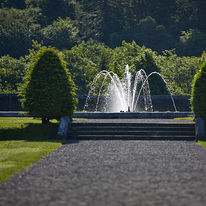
[
  {"xmin": 84, "ymin": 65, "xmax": 177, "ymax": 112},
  {"xmin": 133, "ymin": 72, "xmax": 177, "ymax": 112}
]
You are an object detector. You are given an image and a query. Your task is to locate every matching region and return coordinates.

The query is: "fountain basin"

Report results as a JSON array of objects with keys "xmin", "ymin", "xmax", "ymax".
[{"xmin": 74, "ymin": 112, "xmax": 194, "ymax": 119}]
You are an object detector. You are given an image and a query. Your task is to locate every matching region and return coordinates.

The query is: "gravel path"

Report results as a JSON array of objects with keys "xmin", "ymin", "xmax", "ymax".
[{"xmin": 0, "ymin": 140, "xmax": 206, "ymax": 206}]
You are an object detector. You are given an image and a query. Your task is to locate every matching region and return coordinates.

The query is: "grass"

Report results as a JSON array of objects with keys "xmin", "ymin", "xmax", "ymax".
[
  {"xmin": 174, "ymin": 115, "xmax": 194, "ymax": 121},
  {"xmin": 198, "ymin": 141, "xmax": 206, "ymax": 148},
  {"xmin": 0, "ymin": 117, "xmax": 62, "ymax": 183}
]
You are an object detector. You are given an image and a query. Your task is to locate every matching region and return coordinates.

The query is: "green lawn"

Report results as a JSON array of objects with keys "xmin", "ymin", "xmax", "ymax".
[
  {"xmin": 0, "ymin": 117, "xmax": 62, "ymax": 183},
  {"xmin": 173, "ymin": 116, "xmax": 206, "ymax": 148},
  {"xmin": 174, "ymin": 116, "xmax": 194, "ymax": 120},
  {"xmin": 198, "ymin": 141, "xmax": 206, "ymax": 148}
]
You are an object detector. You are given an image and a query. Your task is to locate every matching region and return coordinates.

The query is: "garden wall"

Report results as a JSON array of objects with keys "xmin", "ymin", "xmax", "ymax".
[{"xmin": 0, "ymin": 94, "xmax": 191, "ymax": 112}]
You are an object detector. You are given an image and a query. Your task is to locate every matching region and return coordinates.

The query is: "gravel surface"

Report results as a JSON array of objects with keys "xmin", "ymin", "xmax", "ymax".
[{"xmin": 0, "ymin": 140, "xmax": 206, "ymax": 206}]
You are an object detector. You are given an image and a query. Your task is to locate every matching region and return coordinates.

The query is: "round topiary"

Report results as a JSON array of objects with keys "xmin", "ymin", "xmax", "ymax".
[
  {"xmin": 191, "ymin": 62, "xmax": 206, "ymax": 120},
  {"xmin": 21, "ymin": 47, "xmax": 77, "ymax": 124}
]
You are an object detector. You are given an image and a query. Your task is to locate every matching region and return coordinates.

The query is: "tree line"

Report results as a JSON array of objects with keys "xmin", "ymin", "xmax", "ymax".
[
  {"xmin": 1, "ymin": 0, "xmax": 206, "ymax": 96},
  {"xmin": 1, "ymin": 40, "xmax": 205, "ymax": 96},
  {"xmin": 1, "ymin": 0, "xmax": 206, "ymax": 58}
]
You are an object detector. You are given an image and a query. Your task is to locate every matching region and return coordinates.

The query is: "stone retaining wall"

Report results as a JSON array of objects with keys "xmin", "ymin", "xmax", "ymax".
[
  {"xmin": 0, "ymin": 94, "xmax": 22, "ymax": 111},
  {"xmin": 0, "ymin": 94, "xmax": 191, "ymax": 111}
]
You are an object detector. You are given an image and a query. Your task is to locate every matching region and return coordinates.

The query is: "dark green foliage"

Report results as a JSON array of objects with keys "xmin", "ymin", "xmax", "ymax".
[
  {"xmin": 21, "ymin": 47, "xmax": 77, "ymax": 122},
  {"xmin": 63, "ymin": 41, "xmax": 113, "ymax": 95},
  {"xmin": 158, "ymin": 50, "xmax": 201, "ymax": 95},
  {"xmin": 25, "ymin": 0, "xmax": 76, "ymax": 24},
  {"xmin": 191, "ymin": 62, "xmax": 206, "ymax": 120},
  {"xmin": 0, "ymin": 0, "xmax": 25, "ymax": 9},
  {"xmin": 1, "ymin": 39, "xmax": 203, "ymax": 96},
  {"xmin": 41, "ymin": 17, "xmax": 79, "ymax": 50},
  {"xmin": 176, "ymin": 29, "xmax": 206, "ymax": 57},
  {"xmin": 132, "ymin": 52, "xmax": 169, "ymax": 95},
  {"xmin": 1, "ymin": 0, "xmax": 206, "ymax": 56},
  {"xmin": 0, "ymin": 8, "xmax": 42, "ymax": 58},
  {"xmin": 0, "ymin": 56, "xmax": 25, "ymax": 93}
]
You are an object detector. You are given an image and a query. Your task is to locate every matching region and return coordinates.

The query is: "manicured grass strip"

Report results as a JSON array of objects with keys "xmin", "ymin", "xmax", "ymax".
[
  {"xmin": 174, "ymin": 116, "xmax": 194, "ymax": 120},
  {"xmin": 0, "ymin": 140, "xmax": 61, "ymax": 183},
  {"xmin": 198, "ymin": 141, "xmax": 206, "ymax": 148},
  {"xmin": 0, "ymin": 117, "xmax": 62, "ymax": 183}
]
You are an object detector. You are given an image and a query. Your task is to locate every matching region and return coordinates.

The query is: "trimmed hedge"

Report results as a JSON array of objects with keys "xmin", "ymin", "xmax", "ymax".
[
  {"xmin": 191, "ymin": 62, "xmax": 206, "ymax": 120},
  {"xmin": 21, "ymin": 47, "xmax": 77, "ymax": 123}
]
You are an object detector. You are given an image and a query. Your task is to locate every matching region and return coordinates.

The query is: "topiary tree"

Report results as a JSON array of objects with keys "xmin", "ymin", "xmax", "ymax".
[
  {"xmin": 132, "ymin": 52, "xmax": 169, "ymax": 95},
  {"xmin": 21, "ymin": 47, "xmax": 77, "ymax": 124},
  {"xmin": 191, "ymin": 62, "xmax": 206, "ymax": 121}
]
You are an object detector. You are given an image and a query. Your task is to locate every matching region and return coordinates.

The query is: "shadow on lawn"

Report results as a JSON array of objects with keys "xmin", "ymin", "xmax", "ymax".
[{"xmin": 0, "ymin": 123, "xmax": 64, "ymax": 143}]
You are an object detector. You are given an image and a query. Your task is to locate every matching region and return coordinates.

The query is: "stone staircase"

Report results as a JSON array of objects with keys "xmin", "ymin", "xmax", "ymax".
[{"xmin": 69, "ymin": 119, "xmax": 196, "ymax": 141}]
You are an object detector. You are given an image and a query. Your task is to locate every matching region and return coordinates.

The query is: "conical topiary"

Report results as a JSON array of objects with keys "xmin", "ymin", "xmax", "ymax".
[
  {"xmin": 21, "ymin": 47, "xmax": 77, "ymax": 124},
  {"xmin": 191, "ymin": 62, "xmax": 206, "ymax": 121}
]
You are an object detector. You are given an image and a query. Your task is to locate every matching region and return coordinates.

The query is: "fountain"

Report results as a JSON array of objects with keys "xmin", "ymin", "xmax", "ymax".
[{"xmin": 84, "ymin": 65, "xmax": 177, "ymax": 112}]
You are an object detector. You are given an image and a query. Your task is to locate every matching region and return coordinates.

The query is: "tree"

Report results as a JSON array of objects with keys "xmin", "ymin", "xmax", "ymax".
[
  {"xmin": 25, "ymin": 0, "xmax": 76, "ymax": 24},
  {"xmin": 41, "ymin": 17, "xmax": 79, "ymax": 50},
  {"xmin": 0, "ymin": 8, "xmax": 41, "ymax": 58},
  {"xmin": 176, "ymin": 29, "xmax": 206, "ymax": 56},
  {"xmin": 132, "ymin": 52, "xmax": 169, "ymax": 95},
  {"xmin": 0, "ymin": 55, "xmax": 25, "ymax": 93},
  {"xmin": 0, "ymin": 0, "xmax": 25, "ymax": 9},
  {"xmin": 191, "ymin": 61, "xmax": 206, "ymax": 121},
  {"xmin": 157, "ymin": 49, "xmax": 201, "ymax": 95},
  {"xmin": 63, "ymin": 41, "xmax": 113, "ymax": 95},
  {"xmin": 173, "ymin": 0, "xmax": 200, "ymax": 31},
  {"xmin": 21, "ymin": 47, "xmax": 77, "ymax": 124},
  {"xmin": 74, "ymin": 0, "xmax": 104, "ymax": 42}
]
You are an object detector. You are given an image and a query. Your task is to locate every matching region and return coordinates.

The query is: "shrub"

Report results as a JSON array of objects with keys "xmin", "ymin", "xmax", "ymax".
[
  {"xmin": 191, "ymin": 62, "xmax": 206, "ymax": 120},
  {"xmin": 0, "ymin": 55, "xmax": 25, "ymax": 93},
  {"xmin": 132, "ymin": 52, "xmax": 169, "ymax": 95},
  {"xmin": 21, "ymin": 47, "xmax": 77, "ymax": 124}
]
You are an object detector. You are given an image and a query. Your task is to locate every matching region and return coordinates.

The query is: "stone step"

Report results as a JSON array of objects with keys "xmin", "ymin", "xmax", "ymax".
[
  {"xmin": 69, "ymin": 135, "xmax": 195, "ymax": 141},
  {"xmin": 71, "ymin": 122, "xmax": 195, "ymax": 128},
  {"xmin": 71, "ymin": 130, "xmax": 195, "ymax": 136},
  {"xmin": 71, "ymin": 126, "xmax": 194, "ymax": 132},
  {"xmin": 69, "ymin": 119, "xmax": 195, "ymax": 141},
  {"xmin": 72, "ymin": 121, "xmax": 195, "ymax": 125}
]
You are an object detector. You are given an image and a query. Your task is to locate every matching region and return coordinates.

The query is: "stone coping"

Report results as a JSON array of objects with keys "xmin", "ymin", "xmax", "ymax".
[
  {"xmin": 0, "ymin": 111, "xmax": 194, "ymax": 119},
  {"xmin": 74, "ymin": 111, "xmax": 194, "ymax": 119}
]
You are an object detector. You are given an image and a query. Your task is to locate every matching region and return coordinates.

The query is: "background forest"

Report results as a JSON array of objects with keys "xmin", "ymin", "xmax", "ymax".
[{"xmin": 0, "ymin": 0, "xmax": 206, "ymax": 96}]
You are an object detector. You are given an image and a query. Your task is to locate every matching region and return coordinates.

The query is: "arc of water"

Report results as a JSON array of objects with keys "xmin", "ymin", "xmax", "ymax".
[
  {"xmin": 131, "ymin": 69, "xmax": 153, "ymax": 112},
  {"xmin": 140, "ymin": 70, "xmax": 153, "ymax": 112},
  {"xmin": 85, "ymin": 66, "xmax": 175, "ymax": 113},
  {"xmin": 133, "ymin": 72, "xmax": 177, "ymax": 111},
  {"xmin": 85, "ymin": 70, "xmax": 127, "ymax": 112},
  {"xmin": 95, "ymin": 73, "xmax": 108, "ymax": 111},
  {"xmin": 95, "ymin": 71, "xmax": 126, "ymax": 111},
  {"xmin": 131, "ymin": 70, "xmax": 142, "ymax": 111},
  {"xmin": 84, "ymin": 70, "xmax": 108, "ymax": 111}
]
